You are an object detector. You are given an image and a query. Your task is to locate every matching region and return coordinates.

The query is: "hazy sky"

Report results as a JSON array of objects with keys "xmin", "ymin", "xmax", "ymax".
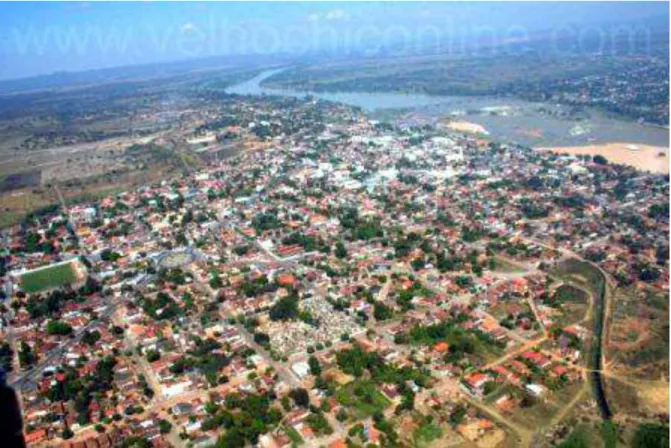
[{"xmin": 0, "ymin": 1, "xmax": 668, "ymax": 80}]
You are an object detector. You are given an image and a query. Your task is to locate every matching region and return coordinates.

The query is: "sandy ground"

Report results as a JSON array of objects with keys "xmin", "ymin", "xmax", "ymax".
[
  {"xmin": 536, "ymin": 142, "xmax": 669, "ymax": 174},
  {"xmin": 446, "ymin": 120, "xmax": 490, "ymax": 135}
]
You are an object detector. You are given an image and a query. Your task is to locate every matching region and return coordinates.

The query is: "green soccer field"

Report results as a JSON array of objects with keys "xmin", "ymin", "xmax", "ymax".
[{"xmin": 20, "ymin": 262, "xmax": 79, "ymax": 294}]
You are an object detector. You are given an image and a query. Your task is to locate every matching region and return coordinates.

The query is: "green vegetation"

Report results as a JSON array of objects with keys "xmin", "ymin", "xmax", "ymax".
[
  {"xmin": 284, "ymin": 425, "xmax": 304, "ymax": 445},
  {"xmin": 305, "ymin": 412, "xmax": 333, "ymax": 436},
  {"xmin": 46, "ymin": 356, "xmax": 117, "ymax": 425},
  {"xmin": 632, "ymin": 423, "xmax": 669, "ymax": 448},
  {"xmin": 289, "ymin": 388, "xmax": 310, "ymax": 407},
  {"xmin": 81, "ymin": 330, "xmax": 101, "ymax": 346},
  {"xmin": 146, "ymin": 349, "xmax": 161, "ymax": 362},
  {"xmin": 46, "ymin": 320, "xmax": 73, "ymax": 335},
  {"xmin": 265, "ymin": 46, "xmax": 669, "ymax": 125},
  {"xmin": 373, "ymin": 301, "xmax": 393, "ymax": 321},
  {"xmin": 593, "ymin": 155, "xmax": 608, "ymax": 165},
  {"xmin": 449, "ymin": 404, "xmax": 467, "ymax": 426},
  {"xmin": 601, "ymin": 421, "xmax": 618, "ymax": 448},
  {"xmin": 169, "ymin": 337, "xmax": 230, "ymax": 385},
  {"xmin": 157, "ymin": 419, "xmax": 172, "ymax": 434},
  {"xmin": 552, "ymin": 284, "xmax": 589, "ymax": 304},
  {"xmin": 251, "ymin": 212, "xmax": 281, "ymax": 233},
  {"xmin": 335, "ymin": 380, "xmax": 392, "ymax": 419},
  {"xmin": 558, "ymin": 426, "xmax": 591, "ymax": 448},
  {"xmin": 308, "ymin": 355, "xmax": 322, "ymax": 376},
  {"xmin": 137, "ymin": 291, "xmax": 183, "ymax": 321},
  {"xmin": 208, "ymin": 392, "xmax": 283, "ymax": 446},
  {"xmin": 413, "ymin": 416, "xmax": 443, "ymax": 446},
  {"xmin": 240, "ymin": 274, "xmax": 275, "ymax": 298},
  {"xmin": 551, "ymin": 258, "xmax": 611, "ymax": 418},
  {"xmin": 120, "ymin": 436, "xmax": 150, "ymax": 448},
  {"xmin": 20, "ymin": 261, "xmax": 79, "ymax": 294},
  {"xmin": 335, "ymin": 240, "xmax": 347, "ymax": 258},
  {"xmin": 338, "ymin": 207, "xmax": 384, "ymax": 241},
  {"xmin": 269, "ymin": 294, "xmax": 299, "ymax": 321},
  {"xmin": 281, "ymin": 231, "xmax": 329, "ymax": 252},
  {"xmin": 336, "ymin": 345, "xmax": 427, "ymax": 383},
  {"xmin": 24, "ymin": 288, "xmax": 81, "ymax": 319},
  {"xmin": 18, "ymin": 341, "xmax": 36, "ymax": 368},
  {"xmin": 407, "ymin": 314, "xmax": 503, "ymax": 361}
]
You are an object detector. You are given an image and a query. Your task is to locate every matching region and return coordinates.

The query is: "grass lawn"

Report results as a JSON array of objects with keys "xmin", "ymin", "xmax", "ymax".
[
  {"xmin": 336, "ymin": 380, "xmax": 392, "ymax": 419},
  {"xmin": 20, "ymin": 261, "xmax": 79, "ymax": 294}
]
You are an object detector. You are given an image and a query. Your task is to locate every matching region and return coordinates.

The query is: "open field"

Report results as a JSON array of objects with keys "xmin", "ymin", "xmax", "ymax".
[
  {"xmin": 604, "ymin": 285, "xmax": 669, "ymax": 416},
  {"xmin": 536, "ymin": 143, "xmax": 669, "ymax": 174},
  {"xmin": 19, "ymin": 260, "xmax": 84, "ymax": 294},
  {"xmin": 0, "ymin": 64, "xmax": 266, "ymax": 228},
  {"xmin": 0, "ymin": 160, "xmax": 180, "ymax": 228}
]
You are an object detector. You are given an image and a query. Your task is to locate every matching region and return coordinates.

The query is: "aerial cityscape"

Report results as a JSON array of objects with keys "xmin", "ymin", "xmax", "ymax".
[{"xmin": 0, "ymin": 2, "xmax": 668, "ymax": 448}]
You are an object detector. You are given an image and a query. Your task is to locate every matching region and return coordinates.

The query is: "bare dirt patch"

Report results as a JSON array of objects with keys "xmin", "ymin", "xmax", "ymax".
[
  {"xmin": 536, "ymin": 143, "xmax": 669, "ymax": 174},
  {"xmin": 446, "ymin": 120, "xmax": 489, "ymax": 135}
]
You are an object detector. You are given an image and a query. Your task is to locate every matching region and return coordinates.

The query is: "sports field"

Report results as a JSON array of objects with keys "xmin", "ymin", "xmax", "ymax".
[{"xmin": 20, "ymin": 261, "xmax": 80, "ymax": 294}]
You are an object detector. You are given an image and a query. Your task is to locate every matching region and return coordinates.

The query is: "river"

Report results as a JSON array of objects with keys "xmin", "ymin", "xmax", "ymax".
[{"xmin": 226, "ymin": 69, "xmax": 669, "ymax": 148}]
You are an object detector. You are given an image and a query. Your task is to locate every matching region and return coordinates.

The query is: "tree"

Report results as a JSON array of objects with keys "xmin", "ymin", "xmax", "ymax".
[
  {"xmin": 121, "ymin": 436, "xmax": 151, "ymax": 448},
  {"xmin": 209, "ymin": 274, "xmax": 223, "ymax": 289},
  {"xmin": 158, "ymin": 419, "xmax": 172, "ymax": 434},
  {"xmin": 308, "ymin": 356, "xmax": 322, "ymax": 376},
  {"xmin": 146, "ymin": 349, "xmax": 161, "ymax": 362},
  {"xmin": 335, "ymin": 241, "xmax": 348, "ymax": 259},
  {"xmin": 396, "ymin": 390, "xmax": 415, "ymax": 414},
  {"xmin": 449, "ymin": 404, "xmax": 467, "ymax": 426},
  {"xmin": 18, "ymin": 341, "xmax": 36, "ymax": 368},
  {"xmin": 253, "ymin": 332, "xmax": 270, "ymax": 346},
  {"xmin": 306, "ymin": 412, "xmax": 333, "ymax": 436},
  {"xmin": 593, "ymin": 155, "xmax": 608, "ymax": 165},
  {"xmin": 217, "ymin": 427, "xmax": 246, "ymax": 447},
  {"xmin": 289, "ymin": 388, "xmax": 310, "ymax": 407},
  {"xmin": 374, "ymin": 302, "xmax": 393, "ymax": 321},
  {"xmin": 269, "ymin": 295, "xmax": 299, "ymax": 321},
  {"xmin": 46, "ymin": 320, "xmax": 74, "ymax": 336},
  {"xmin": 82, "ymin": 330, "xmax": 101, "ymax": 346}
]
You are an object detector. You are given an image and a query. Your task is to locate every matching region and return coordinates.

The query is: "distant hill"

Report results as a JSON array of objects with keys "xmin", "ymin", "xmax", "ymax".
[{"xmin": 0, "ymin": 54, "xmax": 288, "ymax": 96}]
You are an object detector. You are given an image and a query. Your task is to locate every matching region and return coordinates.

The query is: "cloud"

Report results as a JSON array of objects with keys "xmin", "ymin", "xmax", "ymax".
[
  {"xmin": 180, "ymin": 22, "xmax": 198, "ymax": 33},
  {"xmin": 307, "ymin": 13, "xmax": 320, "ymax": 22},
  {"xmin": 325, "ymin": 9, "xmax": 348, "ymax": 21}
]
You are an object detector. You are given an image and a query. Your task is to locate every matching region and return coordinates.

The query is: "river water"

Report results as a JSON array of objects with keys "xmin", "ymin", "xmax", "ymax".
[{"xmin": 226, "ymin": 69, "xmax": 669, "ymax": 148}]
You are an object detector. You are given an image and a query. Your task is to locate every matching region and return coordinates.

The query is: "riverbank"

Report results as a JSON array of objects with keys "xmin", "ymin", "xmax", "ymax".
[
  {"xmin": 229, "ymin": 69, "xmax": 669, "ymax": 149},
  {"xmin": 535, "ymin": 143, "xmax": 669, "ymax": 174}
]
